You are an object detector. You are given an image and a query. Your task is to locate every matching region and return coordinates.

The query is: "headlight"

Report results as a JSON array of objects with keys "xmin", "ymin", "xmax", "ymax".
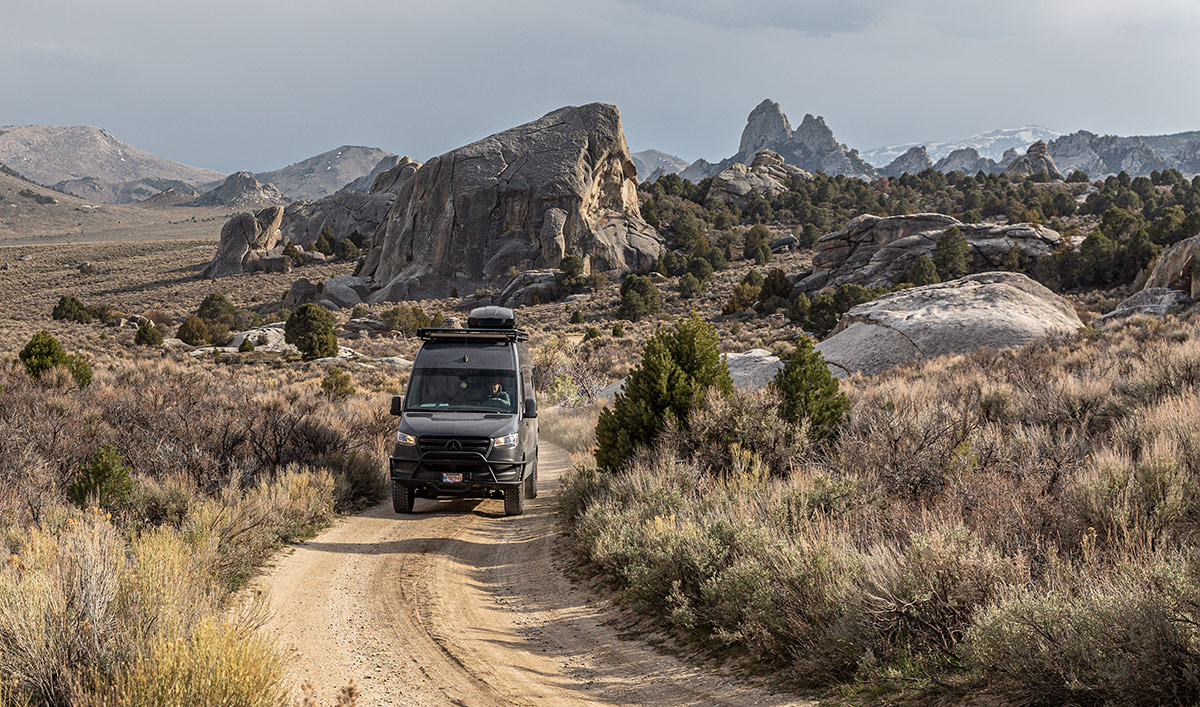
[
  {"xmin": 396, "ymin": 431, "xmax": 417, "ymax": 446},
  {"xmin": 493, "ymin": 432, "xmax": 519, "ymax": 449}
]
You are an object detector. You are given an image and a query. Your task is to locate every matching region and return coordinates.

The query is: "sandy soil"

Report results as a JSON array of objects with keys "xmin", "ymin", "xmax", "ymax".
[{"xmin": 255, "ymin": 442, "xmax": 807, "ymax": 706}]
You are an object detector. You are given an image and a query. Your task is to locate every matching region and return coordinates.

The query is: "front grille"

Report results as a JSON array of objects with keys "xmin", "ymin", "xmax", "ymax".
[{"xmin": 418, "ymin": 436, "xmax": 491, "ymax": 455}]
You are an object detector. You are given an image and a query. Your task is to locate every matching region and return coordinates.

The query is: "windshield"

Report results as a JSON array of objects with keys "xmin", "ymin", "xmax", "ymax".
[{"xmin": 405, "ymin": 368, "xmax": 518, "ymax": 414}]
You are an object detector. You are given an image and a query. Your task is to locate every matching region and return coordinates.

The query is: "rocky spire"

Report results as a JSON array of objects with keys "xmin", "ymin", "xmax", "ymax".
[{"xmin": 737, "ymin": 99, "xmax": 792, "ymax": 157}]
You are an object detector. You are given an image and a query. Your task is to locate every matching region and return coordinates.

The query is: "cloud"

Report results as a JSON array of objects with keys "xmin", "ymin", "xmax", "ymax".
[{"xmin": 610, "ymin": 0, "xmax": 885, "ymax": 34}]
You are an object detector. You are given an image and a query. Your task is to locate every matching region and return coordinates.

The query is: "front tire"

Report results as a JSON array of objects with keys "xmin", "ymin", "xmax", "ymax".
[
  {"xmin": 392, "ymin": 482, "xmax": 415, "ymax": 514},
  {"xmin": 504, "ymin": 482, "xmax": 525, "ymax": 516}
]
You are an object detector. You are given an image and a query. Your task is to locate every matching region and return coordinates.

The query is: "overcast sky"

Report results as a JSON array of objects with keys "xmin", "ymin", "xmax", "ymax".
[{"xmin": 4, "ymin": 0, "xmax": 1199, "ymax": 173}]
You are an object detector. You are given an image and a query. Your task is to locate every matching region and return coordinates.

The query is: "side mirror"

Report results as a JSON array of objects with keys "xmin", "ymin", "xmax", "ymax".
[
  {"xmin": 523, "ymin": 398, "xmax": 538, "ymax": 418},
  {"xmin": 390, "ymin": 395, "xmax": 404, "ymax": 416}
]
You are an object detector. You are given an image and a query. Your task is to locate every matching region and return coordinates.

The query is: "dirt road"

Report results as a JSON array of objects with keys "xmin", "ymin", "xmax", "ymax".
[{"xmin": 257, "ymin": 442, "xmax": 805, "ymax": 706}]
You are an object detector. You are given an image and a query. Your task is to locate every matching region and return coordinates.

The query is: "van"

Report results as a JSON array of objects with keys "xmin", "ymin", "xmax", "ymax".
[{"xmin": 387, "ymin": 306, "xmax": 539, "ymax": 516}]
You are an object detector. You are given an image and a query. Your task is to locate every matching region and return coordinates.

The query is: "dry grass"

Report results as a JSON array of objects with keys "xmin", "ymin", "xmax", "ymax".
[{"xmin": 562, "ymin": 313, "xmax": 1200, "ymax": 702}]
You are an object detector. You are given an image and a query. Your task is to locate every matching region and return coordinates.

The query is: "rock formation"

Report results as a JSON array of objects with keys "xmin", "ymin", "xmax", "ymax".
[
  {"xmin": 1096, "ymin": 288, "xmax": 1192, "ymax": 327},
  {"xmin": 796, "ymin": 213, "xmax": 1066, "ymax": 293},
  {"xmin": 1005, "ymin": 141, "xmax": 1064, "ymax": 180},
  {"xmin": 707, "ymin": 150, "xmax": 811, "ymax": 205},
  {"xmin": 815, "ymin": 272, "xmax": 1083, "ymax": 377},
  {"xmin": 191, "ymin": 172, "xmax": 289, "ymax": 208},
  {"xmin": 932, "ymin": 148, "xmax": 998, "ymax": 175},
  {"xmin": 358, "ymin": 103, "xmax": 661, "ymax": 302},
  {"xmin": 365, "ymin": 156, "xmax": 420, "ymax": 196},
  {"xmin": 200, "ymin": 206, "xmax": 287, "ymax": 278},
  {"xmin": 881, "ymin": 146, "xmax": 933, "ymax": 177},
  {"xmin": 680, "ymin": 99, "xmax": 878, "ymax": 182},
  {"xmin": 1047, "ymin": 130, "xmax": 1171, "ymax": 178}
]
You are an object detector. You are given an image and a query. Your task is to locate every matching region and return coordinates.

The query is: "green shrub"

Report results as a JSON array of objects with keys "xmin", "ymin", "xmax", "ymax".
[
  {"xmin": 666, "ymin": 387, "xmax": 810, "ymax": 477},
  {"xmin": 334, "ymin": 238, "xmax": 360, "ymax": 261},
  {"xmin": 612, "ymin": 323, "xmax": 625, "ymax": 337},
  {"xmin": 134, "ymin": 321, "xmax": 164, "ymax": 347},
  {"xmin": 320, "ymin": 367, "xmax": 355, "ymax": 401},
  {"xmin": 196, "ymin": 293, "xmax": 237, "ymax": 327},
  {"xmin": 380, "ymin": 304, "xmax": 442, "ymax": 336},
  {"xmin": 787, "ymin": 293, "xmax": 811, "ymax": 324},
  {"xmin": 238, "ymin": 337, "xmax": 255, "ymax": 353},
  {"xmin": 618, "ymin": 274, "xmax": 662, "ymax": 322},
  {"xmin": 754, "ymin": 243, "xmax": 772, "ymax": 264},
  {"xmin": 583, "ymin": 326, "xmax": 602, "ymax": 341},
  {"xmin": 743, "ymin": 223, "xmax": 769, "ymax": 260},
  {"xmin": 722, "ymin": 282, "xmax": 760, "ymax": 315},
  {"xmin": 687, "ymin": 256, "xmax": 714, "ymax": 282},
  {"xmin": 933, "ymin": 226, "xmax": 970, "ymax": 280},
  {"xmin": 903, "ymin": 254, "xmax": 941, "ymax": 286},
  {"xmin": 285, "ymin": 304, "xmax": 338, "ymax": 361},
  {"xmin": 176, "ymin": 316, "xmax": 209, "ymax": 346},
  {"xmin": 759, "ymin": 268, "xmax": 791, "ymax": 300},
  {"xmin": 772, "ymin": 336, "xmax": 849, "ymax": 440},
  {"xmin": 18, "ymin": 330, "xmax": 91, "ymax": 386},
  {"xmin": 350, "ymin": 304, "xmax": 370, "ymax": 319},
  {"xmin": 282, "ymin": 240, "xmax": 303, "ymax": 266},
  {"xmin": 67, "ymin": 443, "xmax": 133, "ymax": 510},
  {"xmin": 51, "ymin": 294, "xmax": 92, "ymax": 323},
  {"xmin": 677, "ymin": 273, "xmax": 702, "ymax": 299},
  {"xmin": 569, "ymin": 310, "xmax": 585, "ymax": 324},
  {"xmin": 314, "ymin": 226, "xmax": 335, "ymax": 255},
  {"xmin": 658, "ymin": 249, "xmax": 686, "ymax": 276},
  {"xmin": 595, "ymin": 313, "xmax": 732, "ymax": 470},
  {"xmin": 560, "ymin": 254, "xmax": 585, "ymax": 278}
]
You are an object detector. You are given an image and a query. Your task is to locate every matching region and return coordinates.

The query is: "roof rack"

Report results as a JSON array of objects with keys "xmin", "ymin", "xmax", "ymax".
[{"xmin": 418, "ymin": 327, "xmax": 529, "ymax": 342}]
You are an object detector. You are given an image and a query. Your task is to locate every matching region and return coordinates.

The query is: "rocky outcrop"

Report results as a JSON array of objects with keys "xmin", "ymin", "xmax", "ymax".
[
  {"xmin": 1096, "ymin": 288, "xmax": 1192, "ymax": 327},
  {"xmin": 1006, "ymin": 141, "xmax": 1064, "ymax": 180},
  {"xmin": 139, "ymin": 187, "xmax": 199, "ymax": 207},
  {"xmin": 708, "ymin": 150, "xmax": 810, "ymax": 204},
  {"xmin": 1047, "ymin": 130, "xmax": 1171, "ymax": 178},
  {"xmin": 366, "ymin": 156, "xmax": 421, "ymax": 196},
  {"xmin": 279, "ymin": 190, "xmax": 393, "ymax": 247},
  {"xmin": 282, "ymin": 275, "xmax": 372, "ymax": 309},
  {"xmin": 796, "ymin": 213, "xmax": 1066, "ymax": 293},
  {"xmin": 200, "ymin": 206, "xmax": 286, "ymax": 278},
  {"xmin": 191, "ymin": 172, "xmax": 289, "ymax": 208},
  {"xmin": 680, "ymin": 99, "xmax": 878, "ymax": 181},
  {"xmin": 1143, "ymin": 233, "xmax": 1200, "ymax": 298},
  {"xmin": 359, "ymin": 103, "xmax": 661, "ymax": 302},
  {"xmin": 933, "ymin": 148, "xmax": 998, "ymax": 175},
  {"xmin": 881, "ymin": 146, "xmax": 933, "ymax": 177},
  {"xmin": 815, "ymin": 272, "xmax": 1083, "ymax": 377}
]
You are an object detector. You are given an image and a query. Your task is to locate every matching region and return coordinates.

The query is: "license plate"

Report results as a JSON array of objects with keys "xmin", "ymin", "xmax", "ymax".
[{"xmin": 442, "ymin": 472, "xmax": 464, "ymax": 483}]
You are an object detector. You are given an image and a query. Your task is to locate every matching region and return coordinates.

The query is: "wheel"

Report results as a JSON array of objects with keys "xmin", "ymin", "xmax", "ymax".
[
  {"xmin": 392, "ymin": 482, "xmax": 415, "ymax": 514},
  {"xmin": 504, "ymin": 482, "xmax": 525, "ymax": 516},
  {"xmin": 524, "ymin": 452, "xmax": 539, "ymax": 499}
]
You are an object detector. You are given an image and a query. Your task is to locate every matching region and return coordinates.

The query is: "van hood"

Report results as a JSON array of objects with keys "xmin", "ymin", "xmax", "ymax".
[{"xmin": 400, "ymin": 412, "xmax": 517, "ymax": 438}]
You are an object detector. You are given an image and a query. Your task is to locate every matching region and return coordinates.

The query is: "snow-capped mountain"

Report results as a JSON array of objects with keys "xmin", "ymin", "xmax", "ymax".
[{"xmin": 862, "ymin": 126, "xmax": 1064, "ymax": 167}]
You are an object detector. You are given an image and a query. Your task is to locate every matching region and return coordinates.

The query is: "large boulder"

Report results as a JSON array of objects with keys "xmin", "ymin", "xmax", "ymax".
[
  {"xmin": 707, "ymin": 150, "xmax": 810, "ymax": 205},
  {"xmin": 1096, "ymin": 288, "xmax": 1192, "ymax": 327},
  {"xmin": 815, "ymin": 272, "xmax": 1083, "ymax": 377},
  {"xmin": 796, "ymin": 213, "xmax": 1066, "ymax": 293},
  {"xmin": 360, "ymin": 103, "xmax": 661, "ymax": 302},
  {"xmin": 200, "ymin": 206, "xmax": 285, "ymax": 278},
  {"xmin": 1143, "ymin": 233, "xmax": 1200, "ymax": 298},
  {"xmin": 1006, "ymin": 141, "xmax": 1064, "ymax": 180},
  {"xmin": 279, "ymin": 190, "xmax": 395, "ymax": 247}
]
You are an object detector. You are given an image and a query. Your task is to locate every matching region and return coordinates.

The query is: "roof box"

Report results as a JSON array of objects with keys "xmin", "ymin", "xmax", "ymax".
[{"xmin": 467, "ymin": 306, "xmax": 517, "ymax": 330}]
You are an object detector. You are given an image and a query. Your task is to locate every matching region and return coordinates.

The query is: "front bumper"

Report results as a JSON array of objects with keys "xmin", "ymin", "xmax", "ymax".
[{"xmin": 389, "ymin": 449, "xmax": 528, "ymax": 494}]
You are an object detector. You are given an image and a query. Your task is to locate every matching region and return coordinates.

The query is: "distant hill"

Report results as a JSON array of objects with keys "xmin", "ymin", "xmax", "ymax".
[
  {"xmin": 191, "ymin": 172, "xmax": 289, "ymax": 209},
  {"xmin": 0, "ymin": 125, "xmax": 225, "ymax": 204},
  {"xmin": 0, "ymin": 162, "xmax": 229, "ymax": 242},
  {"xmin": 254, "ymin": 146, "xmax": 396, "ymax": 201},
  {"xmin": 631, "ymin": 150, "xmax": 689, "ymax": 180},
  {"xmin": 862, "ymin": 126, "xmax": 1064, "ymax": 167}
]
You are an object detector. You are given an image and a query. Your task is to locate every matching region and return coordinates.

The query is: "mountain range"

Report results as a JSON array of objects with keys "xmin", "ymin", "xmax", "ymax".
[{"xmin": 861, "ymin": 126, "xmax": 1065, "ymax": 167}]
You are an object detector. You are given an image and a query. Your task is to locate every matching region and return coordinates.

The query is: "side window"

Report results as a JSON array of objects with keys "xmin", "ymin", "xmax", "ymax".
[{"xmin": 522, "ymin": 367, "xmax": 534, "ymax": 401}]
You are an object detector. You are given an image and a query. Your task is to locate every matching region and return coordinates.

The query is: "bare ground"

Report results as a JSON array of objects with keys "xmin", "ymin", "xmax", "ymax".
[{"xmin": 255, "ymin": 442, "xmax": 807, "ymax": 706}]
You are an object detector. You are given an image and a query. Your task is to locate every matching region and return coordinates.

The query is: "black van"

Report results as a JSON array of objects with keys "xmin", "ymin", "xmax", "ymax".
[{"xmin": 387, "ymin": 307, "xmax": 539, "ymax": 516}]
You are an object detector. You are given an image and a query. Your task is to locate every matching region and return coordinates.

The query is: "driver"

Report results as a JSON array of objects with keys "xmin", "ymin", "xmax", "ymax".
[{"xmin": 485, "ymin": 379, "xmax": 511, "ymax": 407}]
